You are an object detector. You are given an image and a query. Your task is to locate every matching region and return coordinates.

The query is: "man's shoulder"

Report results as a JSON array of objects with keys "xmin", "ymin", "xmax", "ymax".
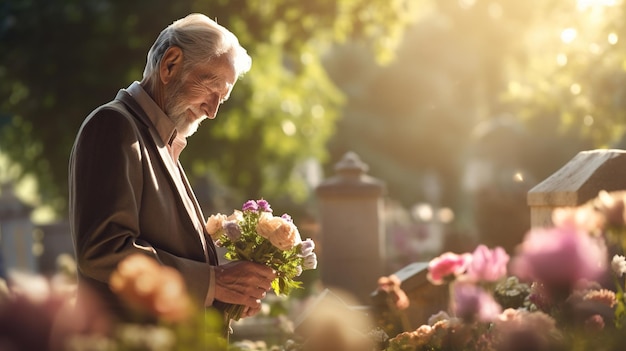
[
  {"xmin": 91, "ymin": 93, "xmax": 134, "ymax": 118},
  {"xmin": 83, "ymin": 92, "xmax": 145, "ymax": 128}
]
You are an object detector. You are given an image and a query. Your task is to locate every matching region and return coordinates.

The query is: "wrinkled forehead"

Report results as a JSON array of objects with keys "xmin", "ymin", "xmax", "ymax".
[{"xmin": 190, "ymin": 54, "xmax": 237, "ymax": 84}]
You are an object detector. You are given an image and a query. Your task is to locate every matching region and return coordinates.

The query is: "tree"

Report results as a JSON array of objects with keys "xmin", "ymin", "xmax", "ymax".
[
  {"xmin": 502, "ymin": 0, "xmax": 626, "ymax": 148},
  {"xmin": 0, "ymin": 0, "xmax": 418, "ymax": 217},
  {"xmin": 326, "ymin": 0, "xmax": 547, "ymax": 208},
  {"xmin": 323, "ymin": 0, "xmax": 610, "ymax": 251}
]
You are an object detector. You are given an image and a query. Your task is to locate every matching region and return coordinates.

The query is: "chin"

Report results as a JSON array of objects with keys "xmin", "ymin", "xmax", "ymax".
[{"xmin": 178, "ymin": 120, "xmax": 202, "ymax": 137}]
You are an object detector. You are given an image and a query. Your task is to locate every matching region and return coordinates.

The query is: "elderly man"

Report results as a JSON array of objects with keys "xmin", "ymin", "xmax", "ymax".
[{"xmin": 69, "ymin": 13, "xmax": 275, "ymax": 327}]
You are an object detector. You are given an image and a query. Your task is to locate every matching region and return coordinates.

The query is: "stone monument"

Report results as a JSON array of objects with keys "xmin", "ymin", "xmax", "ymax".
[{"xmin": 315, "ymin": 152, "xmax": 386, "ymax": 303}]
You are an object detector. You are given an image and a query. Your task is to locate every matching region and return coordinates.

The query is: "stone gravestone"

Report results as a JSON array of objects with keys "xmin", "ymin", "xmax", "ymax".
[
  {"xmin": 315, "ymin": 152, "xmax": 386, "ymax": 303},
  {"xmin": 527, "ymin": 149, "xmax": 626, "ymax": 228},
  {"xmin": 0, "ymin": 183, "xmax": 36, "ymax": 275},
  {"xmin": 37, "ymin": 221, "xmax": 73, "ymax": 275}
]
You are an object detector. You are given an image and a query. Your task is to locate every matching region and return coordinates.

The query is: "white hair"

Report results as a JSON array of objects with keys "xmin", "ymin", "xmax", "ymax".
[{"xmin": 143, "ymin": 13, "xmax": 251, "ymax": 80}]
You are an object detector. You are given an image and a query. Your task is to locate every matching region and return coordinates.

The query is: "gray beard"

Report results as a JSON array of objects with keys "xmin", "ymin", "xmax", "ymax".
[{"xmin": 164, "ymin": 94, "xmax": 201, "ymax": 137}]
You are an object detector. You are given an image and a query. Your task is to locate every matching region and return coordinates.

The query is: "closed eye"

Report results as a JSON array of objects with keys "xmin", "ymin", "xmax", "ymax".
[{"xmin": 193, "ymin": 75, "xmax": 231, "ymax": 104}]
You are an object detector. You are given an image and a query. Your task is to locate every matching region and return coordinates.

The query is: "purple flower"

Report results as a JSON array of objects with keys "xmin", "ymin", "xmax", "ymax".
[
  {"xmin": 465, "ymin": 245, "xmax": 509, "ymax": 283},
  {"xmin": 281, "ymin": 213, "xmax": 292, "ymax": 222},
  {"xmin": 511, "ymin": 225, "xmax": 607, "ymax": 298},
  {"xmin": 256, "ymin": 199, "xmax": 272, "ymax": 213},
  {"xmin": 452, "ymin": 282, "xmax": 502, "ymax": 322},
  {"xmin": 223, "ymin": 221, "xmax": 242, "ymax": 241},
  {"xmin": 303, "ymin": 253, "xmax": 317, "ymax": 270},
  {"xmin": 298, "ymin": 238, "xmax": 315, "ymax": 257},
  {"xmin": 242, "ymin": 200, "xmax": 259, "ymax": 212}
]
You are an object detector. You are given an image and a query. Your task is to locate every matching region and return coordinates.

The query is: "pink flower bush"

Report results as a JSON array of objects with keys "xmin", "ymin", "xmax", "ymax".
[
  {"xmin": 427, "ymin": 252, "xmax": 472, "ymax": 285},
  {"xmin": 109, "ymin": 254, "xmax": 192, "ymax": 323},
  {"xmin": 551, "ymin": 205, "xmax": 606, "ymax": 236},
  {"xmin": 493, "ymin": 308, "xmax": 559, "ymax": 351},
  {"xmin": 465, "ymin": 245, "xmax": 509, "ymax": 283},
  {"xmin": 510, "ymin": 224, "xmax": 607, "ymax": 297},
  {"xmin": 452, "ymin": 282, "xmax": 502, "ymax": 322}
]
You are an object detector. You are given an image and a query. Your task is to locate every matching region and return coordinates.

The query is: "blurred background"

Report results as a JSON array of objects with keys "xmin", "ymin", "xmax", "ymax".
[{"xmin": 1, "ymin": 0, "xmax": 624, "ymax": 276}]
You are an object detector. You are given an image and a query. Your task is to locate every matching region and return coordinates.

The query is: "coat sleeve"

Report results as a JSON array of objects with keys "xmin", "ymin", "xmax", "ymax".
[{"xmin": 69, "ymin": 107, "xmax": 211, "ymax": 305}]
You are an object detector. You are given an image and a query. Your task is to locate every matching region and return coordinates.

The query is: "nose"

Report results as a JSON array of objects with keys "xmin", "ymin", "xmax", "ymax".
[
  {"xmin": 204, "ymin": 94, "xmax": 221, "ymax": 119},
  {"xmin": 207, "ymin": 105, "xmax": 219, "ymax": 119}
]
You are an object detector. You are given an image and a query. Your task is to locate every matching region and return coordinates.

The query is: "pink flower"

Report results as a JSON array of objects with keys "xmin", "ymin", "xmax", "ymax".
[
  {"xmin": 584, "ymin": 314, "xmax": 605, "ymax": 332},
  {"xmin": 552, "ymin": 206, "xmax": 605, "ymax": 236},
  {"xmin": 256, "ymin": 199, "xmax": 272, "ymax": 213},
  {"xmin": 451, "ymin": 282, "xmax": 502, "ymax": 322},
  {"xmin": 109, "ymin": 254, "xmax": 192, "ymax": 322},
  {"xmin": 269, "ymin": 219, "xmax": 301, "ymax": 250},
  {"xmin": 427, "ymin": 252, "xmax": 472, "ymax": 285},
  {"xmin": 242, "ymin": 200, "xmax": 259, "ymax": 212},
  {"xmin": 494, "ymin": 309, "xmax": 558, "ymax": 350},
  {"xmin": 511, "ymin": 224, "xmax": 607, "ymax": 298},
  {"xmin": 465, "ymin": 245, "xmax": 509, "ymax": 283},
  {"xmin": 256, "ymin": 212, "xmax": 282, "ymax": 239},
  {"xmin": 257, "ymin": 212, "xmax": 302, "ymax": 250}
]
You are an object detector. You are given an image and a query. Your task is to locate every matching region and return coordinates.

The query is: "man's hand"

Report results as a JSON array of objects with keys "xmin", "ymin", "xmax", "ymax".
[{"xmin": 214, "ymin": 261, "xmax": 276, "ymax": 318}]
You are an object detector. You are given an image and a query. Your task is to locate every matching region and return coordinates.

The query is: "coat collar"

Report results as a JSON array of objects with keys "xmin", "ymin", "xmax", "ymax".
[{"xmin": 114, "ymin": 87, "xmax": 216, "ymax": 263}]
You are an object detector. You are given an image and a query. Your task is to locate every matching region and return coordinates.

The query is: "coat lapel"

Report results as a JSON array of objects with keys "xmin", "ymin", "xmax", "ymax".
[{"xmin": 114, "ymin": 90, "xmax": 214, "ymax": 262}]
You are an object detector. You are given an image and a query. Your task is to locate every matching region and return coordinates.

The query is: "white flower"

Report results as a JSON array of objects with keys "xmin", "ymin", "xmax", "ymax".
[
  {"xmin": 205, "ymin": 213, "xmax": 227, "ymax": 240},
  {"xmin": 298, "ymin": 238, "xmax": 315, "ymax": 257},
  {"xmin": 611, "ymin": 255, "xmax": 626, "ymax": 277},
  {"xmin": 302, "ymin": 253, "xmax": 317, "ymax": 270}
]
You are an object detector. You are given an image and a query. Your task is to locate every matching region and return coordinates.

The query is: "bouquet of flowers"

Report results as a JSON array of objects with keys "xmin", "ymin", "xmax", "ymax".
[{"xmin": 206, "ymin": 199, "xmax": 317, "ymax": 321}]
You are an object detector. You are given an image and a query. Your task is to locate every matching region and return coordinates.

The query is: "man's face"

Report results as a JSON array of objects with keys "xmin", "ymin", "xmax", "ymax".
[{"xmin": 164, "ymin": 55, "xmax": 237, "ymax": 137}]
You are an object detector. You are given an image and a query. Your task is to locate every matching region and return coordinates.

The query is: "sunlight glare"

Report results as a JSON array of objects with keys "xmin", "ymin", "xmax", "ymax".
[
  {"xmin": 584, "ymin": 115, "xmax": 594, "ymax": 126},
  {"xmin": 556, "ymin": 53, "xmax": 568, "ymax": 66},
  {"xmin": 608, "ymin": 32, "xmax": 619, "ymax": 45},
  {"xmin": 281, "ymin": 120, "xmax": 297, "ymax": 136},
  {"xmin": 413, "ymin": 203, "xmax": 434, "ymax": 222},
  {"xmin": 570, "ymin": 83, "xmax": 582, "ymax": 95},
  {"xmin": 577, "ymin": 0, "xmax": 619, "ymax": 11},
  {"xmin": 458, "ymin": 0, "xmax": 476, "ymax": 10},
  {"xmin": 311, "ymin": 104, "xmax": 325, "ymax": 119},
  {"xmin": 561, "ymin": 28, "xmax": 577, "ymax": 44},
  {"xmin": 508, "ymin": 81, "xmax": 522, "ymax": 96},
  {"xmin": 589, "ymin": 43, "xmax": 601, "ymax": 54},
  {"xmin": 281, "ymin": 100, "xmax": 303, "ymax": 116},
  {"xmin": 487, "ymin": 3, "xmax": 503, "ymax": 19},
  {"xmin": 437, "ymin": 207, "xmax": 455, "ymax": 224}
]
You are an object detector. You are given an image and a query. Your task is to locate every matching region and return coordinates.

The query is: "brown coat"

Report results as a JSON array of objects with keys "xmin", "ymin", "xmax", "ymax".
[{"xmin": 69, "ymin": 89, "xmax": 219, "ymax": 320}]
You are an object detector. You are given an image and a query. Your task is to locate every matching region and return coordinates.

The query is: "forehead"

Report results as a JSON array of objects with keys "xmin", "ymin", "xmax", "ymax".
[{"xmin": 190, "ymin": 55, "xmax": 237, "ymax": 84}]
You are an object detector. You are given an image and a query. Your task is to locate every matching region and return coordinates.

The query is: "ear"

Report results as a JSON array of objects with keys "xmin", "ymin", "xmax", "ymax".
[{"xmin": 159, "ymin": 46, "xmax": 184, "ymax": 85}]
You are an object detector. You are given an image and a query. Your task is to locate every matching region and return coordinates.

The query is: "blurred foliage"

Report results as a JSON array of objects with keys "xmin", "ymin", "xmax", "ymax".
[
  {"xmin": 3, "ymin": 0, "xmax": 626, "ymax": 226},
  {"xmin": 325, "ymin": 0, "xmax": 624, "ymax": 213},
  {"xmin": 0, "ymin": 0, "xmax": 418, "ymax": 217}
]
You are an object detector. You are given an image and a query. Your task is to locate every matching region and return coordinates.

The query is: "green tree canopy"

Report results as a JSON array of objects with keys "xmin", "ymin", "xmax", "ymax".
[
  {"xmin": 325, "ymin": 0, "xmax": 617, "ymax": 210},
  {"xmin": 0, "ymin": 0, "xmax": 417, "ymax": 217}
]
